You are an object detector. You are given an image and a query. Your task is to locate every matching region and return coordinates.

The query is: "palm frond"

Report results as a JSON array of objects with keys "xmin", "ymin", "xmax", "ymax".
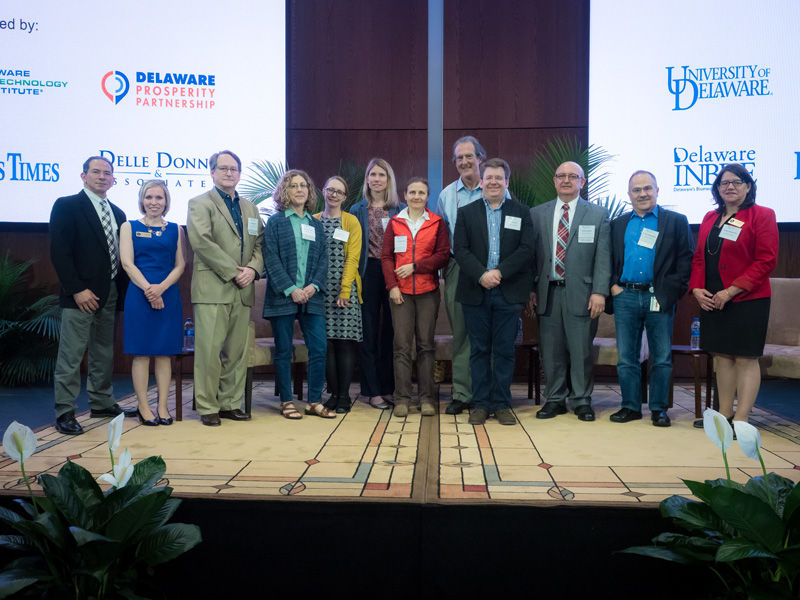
[{"xmin": 238, "ymin": 160, "xmax": 287, "ymax": 205}]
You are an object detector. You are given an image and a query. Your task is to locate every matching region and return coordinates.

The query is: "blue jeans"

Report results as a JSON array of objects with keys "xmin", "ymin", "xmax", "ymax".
[
  {"xmin": 612, "ymin": 289, "xmax": 674, "ymax": 412},
  {"xmin": 270, "ymin": 309, "xmax": 327, "ymax": 404},
  {"xmin": 462, "ymin": 288, "xmax": 522, "ymax": 412}
]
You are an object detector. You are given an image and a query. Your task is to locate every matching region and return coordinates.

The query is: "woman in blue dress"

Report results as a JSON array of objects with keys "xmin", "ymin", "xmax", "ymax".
[{"xmin": 120, "ymin": 180, "xmax": 185, "ymax": 426}]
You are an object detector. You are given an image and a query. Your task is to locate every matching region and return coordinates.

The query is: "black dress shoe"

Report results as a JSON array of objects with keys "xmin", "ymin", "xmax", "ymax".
[
  {"xmin": 336, "ymin": 396, "xmax": 352, "ymax": 414},
  {"xmin": 201, "ymin": 414, "xmax": 221, "ymax": 427},
  {"xmin": 610, "ymin": 408, "xmax": 643, "ymax": 423},
  {"xmin": 446, "ymin": 400, "xmax": 471, "ymax": 415},
  {"xmin": 55, "ymin": 412, "xmax": 84, "ymax": 435},
  {"xmin": 157, "ymin": 416, "xmax": 174, "ymax": 426},
  {"xmin": 575, "ymin": 405, "xmax": 596, "ymax": 422},
  {"xmin": 536, "ymin": 402, "xmax": 567, "ymax": 419},
  {"xmin": 137, "ymin": 410, "xmax": 159, "ymax": 427},
  {"xmin": 651, "ymin": 411, "xmax": 671, "ymax": 427},
  {"xmin": 90, "ymin": 404, "xmax": 137, "ymax": 418},
  {"xmin": 219, "ymin": 409, "xmax": 251, "ymax": 421},
  {"xmin": 323, "ymin": 395, "xmax": 338, "ymax": 411}
]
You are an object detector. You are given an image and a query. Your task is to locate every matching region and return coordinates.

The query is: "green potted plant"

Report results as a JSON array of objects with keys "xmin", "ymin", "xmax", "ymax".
[
  {"xmin": 0, "ymin": 415, "xmax": 201, "ymax": 599},
  {"xmin": 623, "ymin": 410, "xmax": 800, "ymax": 599}
]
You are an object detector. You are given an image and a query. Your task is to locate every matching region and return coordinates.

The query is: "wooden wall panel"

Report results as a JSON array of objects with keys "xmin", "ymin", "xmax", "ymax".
[
  {"xmin": 443, "ymin": 0, "xmax": 589, "ymax": 130},
  {"xmin": 288, "ymin": 0, "xmax": 427, "ymax": 130}
]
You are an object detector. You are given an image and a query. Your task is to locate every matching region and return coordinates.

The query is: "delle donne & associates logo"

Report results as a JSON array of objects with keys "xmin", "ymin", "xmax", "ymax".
[
  {"xmin": 100, "ymin": 69, "xmax": 216, "ymax": 109},
  {"xmin": 101, "ymin": 71, "xmax": 130, "ymax": 104},
  {"xmin": 666, "ymin": 65, "xmax": 771, "ymax": 111}
]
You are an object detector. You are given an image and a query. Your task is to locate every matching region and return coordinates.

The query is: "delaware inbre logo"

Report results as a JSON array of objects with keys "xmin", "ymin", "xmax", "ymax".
[{"xmin": 101, "ymin": 71, "xmax": 130, "ymax": 104}]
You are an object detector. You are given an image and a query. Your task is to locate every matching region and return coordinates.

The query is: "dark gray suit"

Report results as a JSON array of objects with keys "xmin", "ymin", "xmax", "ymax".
[{"xmin": 531, "ymin": 198, "xmax": 611, "ymax": 407}]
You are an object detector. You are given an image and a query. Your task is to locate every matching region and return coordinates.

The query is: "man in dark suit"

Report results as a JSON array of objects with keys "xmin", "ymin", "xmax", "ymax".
[
  {"xmin": 454, "ymin": 158, "xmax": 534, "ymax": 426},
  {"xmin": 607, "ymin": 170, "xmax": 693, "ymax": 427},
  {"xmin": 530, "ymin": 161, "xmax": 611, "ymax": 422},
  {"xmin": 50, "ymin": 156, "xmax": 132, "ymax": 435}
]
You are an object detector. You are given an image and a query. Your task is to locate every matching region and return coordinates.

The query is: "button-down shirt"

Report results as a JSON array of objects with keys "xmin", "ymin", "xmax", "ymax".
[
  {"xmin": 217, "ymin": 186, "xmax": 244, "ymax": 261},
  {"xmin": 622, "ymin": 205, "xmax": 659, "ymax": 285},
  {"xmin": 484, "ymin": 197, "xmax": 505, "ymax": 271},
  {"xmin": 550, "ymin": 196, "xmax": 578, "ymax": 280},
  {"xmin": 84, "ymin": 187, "xmax": 120, "ymax": 249},
  {"xmin": 435, "ymin": 177, "xmax": 512, "ymax": 247},
  {"xmin": 397, "ymin": 207, "xmax": 430, "ymax": 239},
  {"xmin": 284, "ymin": 210, "xmax": 319, "ymax": 295}
]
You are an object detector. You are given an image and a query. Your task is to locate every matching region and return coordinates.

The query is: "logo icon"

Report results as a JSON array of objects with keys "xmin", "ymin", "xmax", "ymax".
[
  {"xmin": 666, "ymin": 66, "xmax": 698, "ymax": 111},
  {"xmin": 101, "ymin": 71, "xmax": 130, "ymax": 104}
]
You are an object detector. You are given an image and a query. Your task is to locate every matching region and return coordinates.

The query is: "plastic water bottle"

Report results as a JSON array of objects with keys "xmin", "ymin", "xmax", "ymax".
[
  {"xmin": 183, "ymin": 318, "xmax": 194, "ymax": 352},
  {"xmin": 690, "ymin": 318, "xmax": 700, "ymax": 350}
]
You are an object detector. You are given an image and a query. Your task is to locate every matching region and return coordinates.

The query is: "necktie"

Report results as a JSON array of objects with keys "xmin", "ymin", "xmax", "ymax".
[
  {"xmin": 100, "ymin": 201, "xmax": 119, "ymax": 278},
  {"xmin": 555, "ymin": 203, "xmax": 569, "ymax": 278}
]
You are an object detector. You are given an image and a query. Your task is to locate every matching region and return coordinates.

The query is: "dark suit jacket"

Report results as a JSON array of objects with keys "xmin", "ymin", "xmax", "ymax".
[
  {"xmin": 453, "ymin": 198, "xmax": 535, "ymax": 305},
  {"xmin": 607, "ymin": 207, "xmax": 693, "ymax": 313},
  {"xmin": 49, "ymin": 190, "xmax": 128, "ymax": 310}
]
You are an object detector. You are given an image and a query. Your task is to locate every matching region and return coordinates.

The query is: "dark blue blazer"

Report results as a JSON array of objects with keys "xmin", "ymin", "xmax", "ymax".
[
  {"xmin": 349, "ymin": 198, "xmax": 406, "ymax": 278},
  {"xmin": 262, "ymin": 211, "xmax": 327, "ymax": 317},
  {"xmin": 49, "ymin": 190, "xmax": 128, "ymax": 310}
]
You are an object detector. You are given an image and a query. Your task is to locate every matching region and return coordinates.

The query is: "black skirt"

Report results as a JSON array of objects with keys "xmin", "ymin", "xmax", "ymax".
[{"xmin": 699, "ymin": 298, "xmax": 770, "ymax": 357}]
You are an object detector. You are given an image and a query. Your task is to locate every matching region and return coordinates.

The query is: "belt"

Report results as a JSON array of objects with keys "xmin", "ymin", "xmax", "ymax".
[
  {"xmin": 622, "ymin": 282, "xmax": 652, "ymax": 291},
  {"xmin": 550, "ymin": 280, "xmax": 566, "ymax": 287}
]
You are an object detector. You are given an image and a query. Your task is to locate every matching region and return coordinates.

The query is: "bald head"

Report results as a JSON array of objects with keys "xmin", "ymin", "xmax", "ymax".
[{"xmin": 554, "ymin": 161, "xmax": 586, "ymax": 202}]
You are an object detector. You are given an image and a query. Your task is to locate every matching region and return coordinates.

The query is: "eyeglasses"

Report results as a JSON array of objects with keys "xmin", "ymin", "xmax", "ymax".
[
  {"xmin": 718, "ymin": 179, "xmax": 745, "ymax": 189},
  {"xmin": 215, "ymin": 166, "xmax": 239, "ymax": 174},
  {"xmin": 289, "ymin": 183, "xmax": 309, "ymax": 190},
  {"xmin": 89, "ymin": 169, "xmax": 113, "ymax": 177},
  {"xmin": 324, "ymin": 187, "xmax": 346, "ymax": 198},
  {"xmin": 555, "ymin": 173, "xmax": 582, "ymax": 181}
]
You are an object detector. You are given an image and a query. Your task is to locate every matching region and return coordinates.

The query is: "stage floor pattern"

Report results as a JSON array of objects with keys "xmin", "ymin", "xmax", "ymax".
[{"xmin": 1, "ymin": 381, "xmax": 798, "ymax": 505}]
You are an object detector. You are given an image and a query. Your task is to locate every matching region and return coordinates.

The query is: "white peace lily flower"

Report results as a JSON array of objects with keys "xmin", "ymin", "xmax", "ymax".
[
  {"xmin": 97, "ymin": 448, "xmax": 134, "ymax": 489},
  {"xmin": 703, "ymin": 409, "xmax": 733, "ymax": 451},
  {"xmin": 107, "ymin": 413, "xmax": 125, "ymax": 454},
  {"xmin": 734, "ymin": 421, "xmax": 762, "ymax": 461},
  {"xmin": 3, "ymin": 421, "xmax": 37, "ymax": 463}
]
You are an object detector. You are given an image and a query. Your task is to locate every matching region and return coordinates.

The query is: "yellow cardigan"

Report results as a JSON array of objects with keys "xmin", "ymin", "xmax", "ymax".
[{"xmin": 313, "ymin": 211, "xmax": 363, "ymax": 303}]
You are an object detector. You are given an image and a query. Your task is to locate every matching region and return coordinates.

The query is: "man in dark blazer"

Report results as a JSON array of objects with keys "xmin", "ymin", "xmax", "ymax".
[
  {"xmin": 530, "ymin": 161, "xmax": 611, "ymax": 422},
  {"xmin": 50, "ymin": 156, "xmax": 131, "ymax": 435},
  {"xmin": 454, "ymin": 158, "xmax": 534, "ymax": 426},
  {"xmin": 607, "ymin": 170, "xmax": 693, "ymax": 427}
]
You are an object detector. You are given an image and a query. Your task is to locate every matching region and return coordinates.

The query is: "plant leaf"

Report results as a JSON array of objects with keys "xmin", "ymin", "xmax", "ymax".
[
  {"xmin": 0, "ymin": 571, "xmax": 38, "ymax": 599},
  {"xmin": 59, "ymin": 460, "xmax": 104, "ymax": 512},
  {"xmin": 39, "ymin": 471, "xmax": 91, "ymax": 530},
  {"xmin": 660, "ymin": 495, "xmax": 734, "ymax": 537},
  {"xmin": 716, "ymin": 538, "xmax": 778, "ymax": 562},
  {"xmin": 649, "ymin": 532, "xmax": 719, "ymax": 562},
  {"xmin": 744, "ymin": 473, "xmax": 795, "ymax": 518},
  {"xmin": 783, "ymin": 479, "xmax": 800, "ymax": 528},
  {"xmin": 128, "ymin": 455, "xmax": 166, "ymax": 489},
  {"xmin": 619, "ymin": 545, "xmax": 705, "ymax": 565},
  {"xmin": 682, "ymin": 479, "xmax": 713, "ymax": 504},
  {"xmin": 0, "ymin": 534, "xmax": 36, "ymax": 552},
  {"xmin": 136, "ymin": 523, "xmax": 202, "ymax": 566},
  {"xmin": 68, "ymin": 526, "xmax": 114, "ymax": 546},
  {"xmin": 708, "ymin": 485, "xmax": 784, "ymax": 553},
  {"xmin": 104, "ymin": 491, "xmax": 169, "ymax": 542}
]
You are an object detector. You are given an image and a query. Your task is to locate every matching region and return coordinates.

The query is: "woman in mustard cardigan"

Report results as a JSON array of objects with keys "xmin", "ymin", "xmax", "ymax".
[{"xmin": 315, "ymin": 176, "xmax": 363, "ymax": 413}]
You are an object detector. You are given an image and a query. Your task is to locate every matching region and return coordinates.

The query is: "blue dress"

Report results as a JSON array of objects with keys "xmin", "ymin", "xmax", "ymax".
[{"xmin": 123, "ymin": 221, "xmax": 183, "ymax": 356}]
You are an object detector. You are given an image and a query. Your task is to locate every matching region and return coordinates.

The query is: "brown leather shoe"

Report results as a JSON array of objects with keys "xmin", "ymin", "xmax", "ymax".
[
  {"xmin": 219, "ymin": 409, "xmax": 251, "ymax": 421},
  {"xmin": 201, "ymin": 413, "xmax": 221, "ymax": 427}
]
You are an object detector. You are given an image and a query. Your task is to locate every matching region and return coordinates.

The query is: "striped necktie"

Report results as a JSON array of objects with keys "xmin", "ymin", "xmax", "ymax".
[
  {"xmin": 100, "ymin": 201, "xmax": 118, "ymax": 278},
  {"xmin": 555, "ymin": 203, "xmax": 569, "ymax": 278}
]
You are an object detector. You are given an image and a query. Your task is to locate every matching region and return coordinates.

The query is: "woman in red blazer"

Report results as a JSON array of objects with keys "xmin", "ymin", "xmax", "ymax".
[
  {"xmin": 381, "ymin": 178, "xmax": 450, "ymax": 417},
  {"xmin": 689, "ymin": 163, "xmax": 778, "ymax": 426}
]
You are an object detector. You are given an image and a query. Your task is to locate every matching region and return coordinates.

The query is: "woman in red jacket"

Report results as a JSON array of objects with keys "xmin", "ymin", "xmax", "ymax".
[
  {"xmin": 689, "ymin": 163, "xmax": 778, "ymax": 426},
  {"xmin": 382, "ymin": 178, "xmax": 450, "ymax": 417}
]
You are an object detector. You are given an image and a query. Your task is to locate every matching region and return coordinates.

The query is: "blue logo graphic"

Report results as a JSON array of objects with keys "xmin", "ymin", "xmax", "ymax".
[{"xmin": 101, "ymin": 71, "xmax": 130, "ymax": 104}]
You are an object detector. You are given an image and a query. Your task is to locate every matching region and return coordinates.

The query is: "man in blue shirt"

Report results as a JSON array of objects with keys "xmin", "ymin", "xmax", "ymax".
[{"xmin": 607, "ymin": 170, "xmax": 693, "ymax": 427}]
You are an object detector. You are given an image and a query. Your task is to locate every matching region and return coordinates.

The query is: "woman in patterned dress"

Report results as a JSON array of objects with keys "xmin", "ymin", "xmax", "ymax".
[{"xmin": 314, "ymin": 176, "xmax": 363, "ymax": 413}]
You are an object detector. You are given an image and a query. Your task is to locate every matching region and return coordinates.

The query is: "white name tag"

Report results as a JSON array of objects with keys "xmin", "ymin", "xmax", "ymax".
[
  {"xmin": 381, "ymin": 217, "xmax": 390, "ymax": 229},
  {"xmin": 650, "ymin": 296, "xmax": 661, "ymax": 312},
  {"xmin": 578, "ymin": 225, "xmax": 595, "ymax": 243},
  {"xmin": 333, "ymin": 228, "xmax": 349, "ymax": 242},
  {"xmin": 504, "ymin": 216, "xmax": 521, "ymax": 231},
  {"xmin": 720, "ymin": 224, "xmax": 741, "ymax": 242},
  {"xmin": 301, "ymin": 224, "xmax": 316, "ymax": 241},
  {"xmin": 247, "ymin": 217, "xmax": 259, "ymax": 236},
  {"xmin": 638, "ymin": 228, "xmax": 659, "ymax": 249},
  {"xmin": 394, "ymin": 236, "xmax": 408, "ymax": 253}
]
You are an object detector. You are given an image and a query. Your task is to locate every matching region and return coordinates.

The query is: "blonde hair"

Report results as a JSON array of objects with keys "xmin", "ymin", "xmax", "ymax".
[
  {"xmin": 362, "ymin": 157, "xmax": 399, "ymax": 209},
  {"xmin": 274, "ymin": 170, "xmax": 318, "ymax": 213},
  {"xmin": 137, "ymin": 180, "xmax": 171, "ymax": 216}
]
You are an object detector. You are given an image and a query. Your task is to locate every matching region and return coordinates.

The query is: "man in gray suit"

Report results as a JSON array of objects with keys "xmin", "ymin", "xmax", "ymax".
[{"xmin": 530, "ymin": 161, "xmax": 611, "ymax": 421}]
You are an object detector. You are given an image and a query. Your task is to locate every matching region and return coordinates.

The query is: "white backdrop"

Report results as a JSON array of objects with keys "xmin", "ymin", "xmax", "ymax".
[
  {"xmin": 0, "ymin": 0, "xmax": 285, "ymax": 224},
  {"xmin": 590, "ymin": 0, "xmax": 800, "ymax": 223}
]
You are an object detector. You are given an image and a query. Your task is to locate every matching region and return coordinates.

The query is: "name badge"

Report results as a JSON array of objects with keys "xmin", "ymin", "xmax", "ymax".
[
  {"xmin": 247, "ymin": 217, "xmax": 259, "ymax": 236},
  {"xmin": 728, "ymin": 218, "xmax": 745, "ymax": 227},
  {"xmin": 578, "ymin": 225, "xmax": 595, "ymax": 243},
  {"xmin": 135, "ymin": 231, "xmax": 152, "ymax": 238},
  {"xmin": 381, "ymin": 217, "xmax": 390, "ymax": 229},
  {"xmin": 333, "ymin": 228, "xmax": 350, "ymax": 242},
  {"xmin": 301, "ymin": 224, "xmax": 316, "ymax": 241},
  {"xmin": 650, "ymin": 296, "xmax": 661, "ymax": 312},
  {"xmin": 394, "ymin": 236, "xmax": 408, "ymax": 253},
  {"xmin": 638, "ymin": 228, "xmax": 659, "ymax": 249},
  {"xmin": 504, "ymin": 216, "xmax": 521, "ymax": 231},
  {"xmin": 719, "ymin": 224, "xmax": 741, "ymax": 242}
]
